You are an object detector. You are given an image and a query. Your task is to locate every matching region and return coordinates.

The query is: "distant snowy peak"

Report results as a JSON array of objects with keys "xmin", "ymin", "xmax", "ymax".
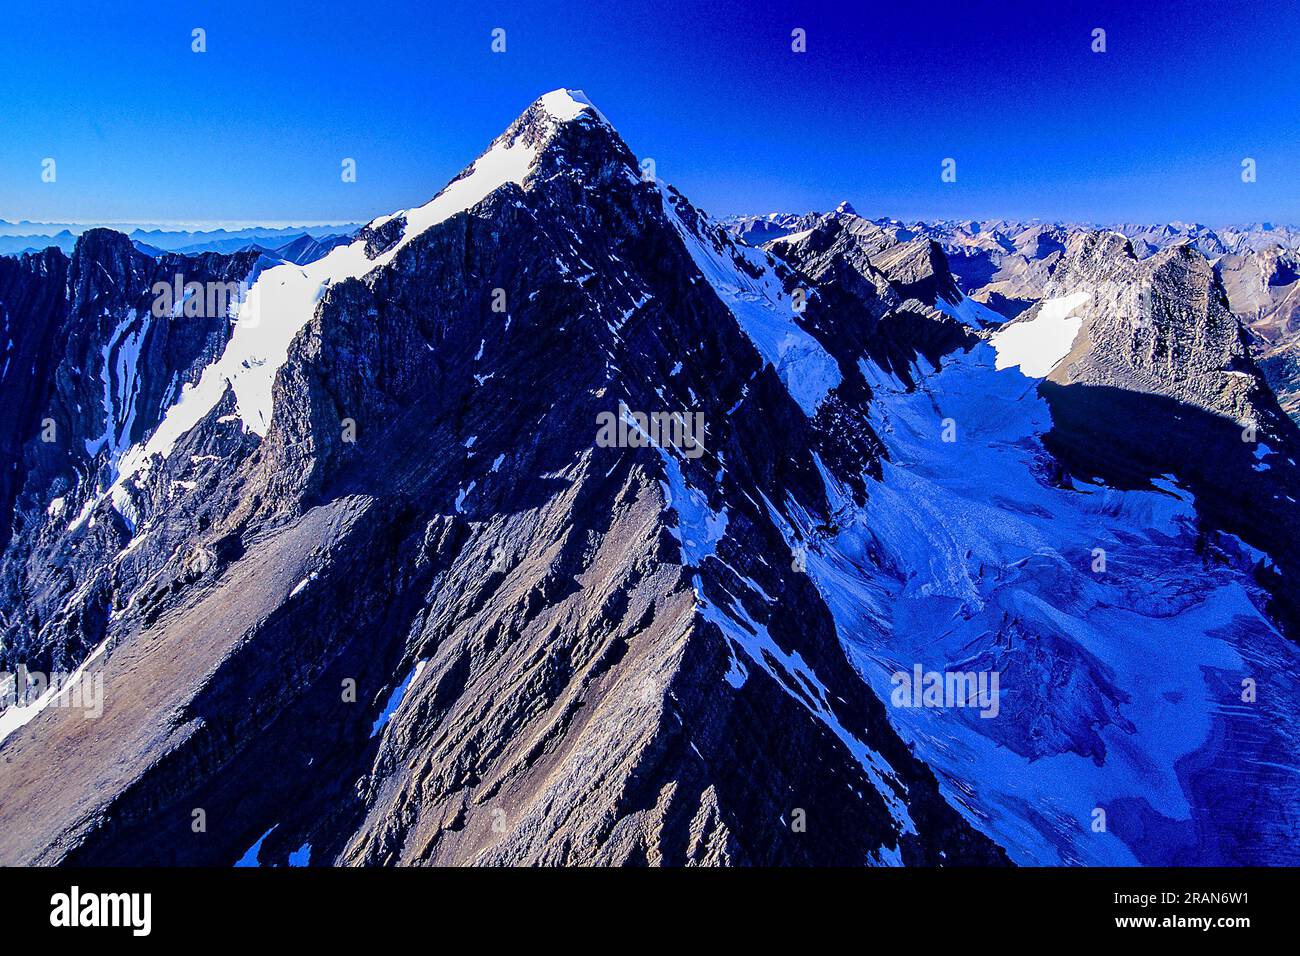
[
  {"xmin": 723, "ymin": 212, "xmax": 826, "ymax": 247},
  {"xmin": 721, "ymin": 201, "xmax": 864, "ymax": 248},
  {"xmin": 762, "ymin": 212, "xmax": 998, "ymax": 326}
]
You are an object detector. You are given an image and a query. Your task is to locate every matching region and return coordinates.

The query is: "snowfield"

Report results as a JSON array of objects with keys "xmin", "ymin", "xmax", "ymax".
[
  {"xmin": 992, "ymin": 290, "xmax": 1091, "ymax": 377},
  {"xmin": 787, "ymin": 341, "xmax": 1300, "ymax": 864}
]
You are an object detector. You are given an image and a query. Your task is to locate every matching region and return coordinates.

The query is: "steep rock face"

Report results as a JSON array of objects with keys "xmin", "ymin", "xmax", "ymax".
[
  {"xmin": 0, "ymin": 91, "xmax": 1005, "ymax": 867},
  {"xmin": 1040, "ymin": 233, "xmax": 1262, "ymax": 421},
  {"xmin": 1257, "ymin": 343, "xmax": 1300, "ymax": 423},
  {"xmin": 0, "ymin": 249, "xmax": 69, "ymax": 556},
  {"xmin": 769, "ymin": 215, "xmax": 961, "ymax": 306},
  {"xmin": 0, "ymin": 233, "xmax": 265, "ymax": 672},
  {"xmin": 1217, "ymin": 246, "xmax": 1300, "ymax": 341},
  {"xmin": 1216, "ymin": 247, "xmax": 1300, "ymax": 422},
  {"xmin": 766, "ymin": 219, "xmax": 899, "ymax": 315},
  {"xmin": 762, "ymin": 215, "xmax": 981, "ymax": 392}
]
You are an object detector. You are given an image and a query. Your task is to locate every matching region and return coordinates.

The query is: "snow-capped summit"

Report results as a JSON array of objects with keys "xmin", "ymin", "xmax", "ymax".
[
  {"xmin": 370, "ymin": 88, "xmax": 612, "ymax": 248},
  {"xmin": 535, "ymin": 88, "xmax": 609, "ymax": 125},
  {"xmin": 97, "ymin": 87, "xmax": 633, "ymax": 513}
]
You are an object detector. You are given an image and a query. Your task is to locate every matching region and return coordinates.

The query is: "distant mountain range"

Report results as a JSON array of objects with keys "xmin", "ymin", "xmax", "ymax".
[
  {"xmin": 724, "ymin": 208, "xmax": 1300, "ymax": 422},
  {"xmin": 0, "ymin": 222, "xmax": 362, "ymax": 260},
  {"xmin": 723, "ymin": 208, "xmax": 1300, "ymax": 260}
]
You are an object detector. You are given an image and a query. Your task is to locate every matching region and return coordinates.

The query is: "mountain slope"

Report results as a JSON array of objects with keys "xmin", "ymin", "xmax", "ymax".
[{"xmin": 0, "ymin": 90, "xmax": 1005, "ymax": 867}]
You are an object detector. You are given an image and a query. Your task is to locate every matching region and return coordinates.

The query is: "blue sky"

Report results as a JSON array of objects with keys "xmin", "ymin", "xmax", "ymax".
[{"xmin": 1, "ymin": 0, "xmax": 1296, "ymax": 226}]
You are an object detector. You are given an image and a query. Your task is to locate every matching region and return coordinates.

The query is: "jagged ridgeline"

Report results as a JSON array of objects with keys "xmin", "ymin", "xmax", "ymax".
[
  {"xmin": 0, "ymin": 91, "xmax": 1297, "ymax": 867},
  {"xmin": 728, "ymin": 212, "xmax": 1300, "ymax": 422}
]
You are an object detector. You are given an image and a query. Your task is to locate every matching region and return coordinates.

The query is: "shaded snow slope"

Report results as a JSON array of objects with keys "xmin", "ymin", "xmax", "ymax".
[
  {"xmin": 785, "ymin": 342, "xmax": 1300, "ymax": 864},
  {"xmin": 659, "ymin": 189, "xmax": 841, "ymax": 416}
]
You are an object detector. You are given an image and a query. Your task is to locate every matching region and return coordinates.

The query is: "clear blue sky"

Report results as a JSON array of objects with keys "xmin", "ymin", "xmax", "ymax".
[{"xmin": 1, "ymin": 0, "xmax": 1296, "ymax": 226}]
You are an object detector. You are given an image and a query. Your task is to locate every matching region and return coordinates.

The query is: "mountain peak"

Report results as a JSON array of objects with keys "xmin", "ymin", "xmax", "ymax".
[
  {"xmin": 362, "ymin": 90, "xmax": 618, "ymax": 252},
  {"xmin": 501, "ymin": 88, "xmax": 613, "ymax": 148},
  {"xmin": 834, "ymin": 199, "xmax": 858, "ymax": 216},
  {"xmin": 535, "ymin": 88, "xmax": 609, "ymax": 126}
]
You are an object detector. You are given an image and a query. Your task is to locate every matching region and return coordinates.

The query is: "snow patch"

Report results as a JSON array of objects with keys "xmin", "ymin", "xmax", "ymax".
[
  {"xmin": 370, "ymin": 660, "xmax": 429, "ymax": 738},
  {"xmin": 991, "ymin": 290, "xmax": 1090, "ymax": 377},
  {"xmin": 0, "ymin": 637, "xmax": 110, "ymax": 746},
  {"xmin": 935, "ymin": 293, "xmax": 1004, "ymax": 329}
]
